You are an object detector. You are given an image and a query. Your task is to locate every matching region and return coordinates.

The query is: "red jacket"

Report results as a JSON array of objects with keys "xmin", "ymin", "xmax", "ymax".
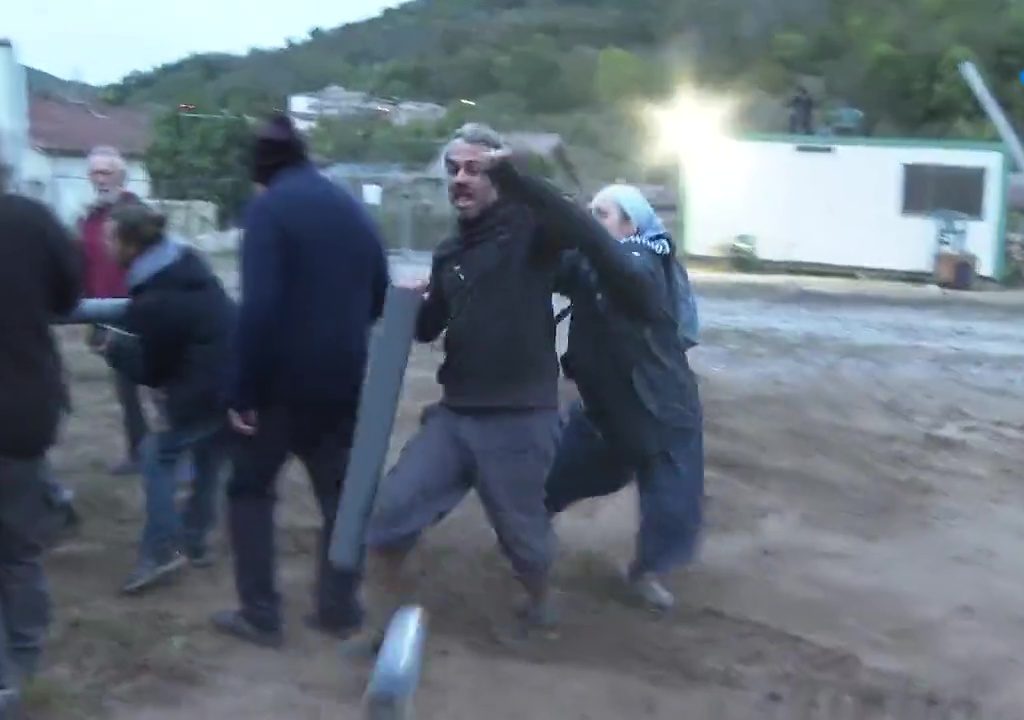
[{"xmin": 79, "ymin": 191, "xmax": 136, "ymax": 298}]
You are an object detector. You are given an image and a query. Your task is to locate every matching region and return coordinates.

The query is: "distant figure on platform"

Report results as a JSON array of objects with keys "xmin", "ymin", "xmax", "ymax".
[
  {"xmin": 94, "ymin": 200, "xmax": 235, "ymax": 595},
  {"xmin": 0, "ymin": 159, "xmax": 82, "ymax": 707},
  {"xmin": 212, "ymin": 114, "xmax": 389, "ymax": 648},
  {"xmin": 787, "ymin": 85, "xmax": 814, "ymax": 135},
  {"xmin": 80, "ymin": 146, "xmax": 149, "ymax": 475}
]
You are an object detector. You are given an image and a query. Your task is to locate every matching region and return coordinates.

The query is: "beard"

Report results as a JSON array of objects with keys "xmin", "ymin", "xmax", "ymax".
[{"xmin": 95, "ymin": 186, "xmax": 121, "ymax": 205}]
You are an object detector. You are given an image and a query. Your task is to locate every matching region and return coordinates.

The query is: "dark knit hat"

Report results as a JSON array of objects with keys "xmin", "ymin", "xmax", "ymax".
[{"xmin": 251, "ymin": 113, "xmax": 307, "ymax": 185}]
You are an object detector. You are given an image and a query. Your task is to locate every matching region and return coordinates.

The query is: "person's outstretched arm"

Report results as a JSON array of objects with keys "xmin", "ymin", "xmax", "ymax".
[{"xmin": 488, "ymin": 161, "xmax": 661, "ymax": 321}]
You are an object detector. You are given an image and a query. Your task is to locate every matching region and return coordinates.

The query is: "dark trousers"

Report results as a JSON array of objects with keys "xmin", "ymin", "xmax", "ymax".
[
  {"xmin": 0, "ymin": 457, "xmax": 55, "ymax": 691},
  {"xmin": 367, "ymin": 404, "xmax": 559, "ymax": 584},
  {"xmin": 226, "ymin": 407, "xmax": 360, "ymax": 632},
  {"xmin": 113, "ymin": 372, "xmax": 148, "ymax": 459},
  {"xmin": 545, "ymin": 402, "xmax": 704, "ymax": 576}
]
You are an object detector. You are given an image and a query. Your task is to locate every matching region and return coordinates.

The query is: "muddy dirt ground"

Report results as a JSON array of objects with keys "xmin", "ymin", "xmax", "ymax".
[{"xmin": 27, "ymin": 279, "xmax": 1024, "ymax": 719}]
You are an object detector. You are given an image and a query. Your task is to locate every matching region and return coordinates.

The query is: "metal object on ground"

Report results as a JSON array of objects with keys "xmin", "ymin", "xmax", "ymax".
[
  {"xmin": 52, "ymin": 298, "xmax": 130, "ymax": 326},
  {"xmin": 329, "ymin": 286, "xmax": 422, "ymax": 571},
  {"xmin": 364, "ymin": 605, "xmax": 428, "ymax": 720}
]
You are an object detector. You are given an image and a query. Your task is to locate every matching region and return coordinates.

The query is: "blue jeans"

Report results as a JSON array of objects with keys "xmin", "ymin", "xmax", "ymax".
[
  {"xmin": 545, "ymin": 402, "xmax": 704, "ymax": 576},
  {"xmin": 139, "ymin": 420, "xmax": 228, "ymax": 562}
]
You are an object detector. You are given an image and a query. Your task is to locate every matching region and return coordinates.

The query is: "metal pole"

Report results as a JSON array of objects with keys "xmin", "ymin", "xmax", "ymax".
[
  {"xmin": 958, "ymin": 61, "xmax": 1024, "ymax": 171},
  {"xmin": 329, "ymin": 285, "xmax": 422, "ymax": 571},
  {"xmin": 363, "ymin": 606, "xmax": 428, "ymax": 720},
  {"xmin": 52, "ymin": 298, "xmax": 130, "ymax": 326}
]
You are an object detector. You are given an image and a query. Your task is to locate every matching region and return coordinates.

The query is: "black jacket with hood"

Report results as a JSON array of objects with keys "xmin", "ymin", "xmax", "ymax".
[
  {"xmin": 490, "ymin": 163, "xmax": 701, "ymax": 461},
  {"xmin": 105, "ymin": 241, "xmax": 236, "ymax": 429}
]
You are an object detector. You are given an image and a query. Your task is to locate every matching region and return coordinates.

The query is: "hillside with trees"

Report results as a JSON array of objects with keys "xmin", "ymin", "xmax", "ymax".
[{"xmin": 98, "ymin": 0, "xmax": 1024, "ymax": 178}]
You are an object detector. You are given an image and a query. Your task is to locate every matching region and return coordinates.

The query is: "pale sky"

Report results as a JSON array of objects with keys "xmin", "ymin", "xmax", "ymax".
[{"xmin": 3, "ymin": 0, "xmax": 406, "ymax": 85}]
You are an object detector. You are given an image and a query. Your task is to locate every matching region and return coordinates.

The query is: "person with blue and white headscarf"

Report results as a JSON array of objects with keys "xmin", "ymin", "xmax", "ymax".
[{"xmin": 486, "ymin": 157, "xmax": 704, "ymax": 611}]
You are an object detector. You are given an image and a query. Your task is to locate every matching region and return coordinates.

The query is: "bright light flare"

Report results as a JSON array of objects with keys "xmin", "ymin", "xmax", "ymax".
[{"xmin": 644, "ymin": 89, "xmax": 737, "ymax": 169}]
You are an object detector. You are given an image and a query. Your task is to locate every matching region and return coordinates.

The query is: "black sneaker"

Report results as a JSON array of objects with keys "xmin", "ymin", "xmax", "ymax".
[
  {"xmin": 120, "ymin": 553, "xmax": 187, "ymax": 595},
  {"xmin": 210, "ymin": 609, "xmax": 283, "ymax": 649}
]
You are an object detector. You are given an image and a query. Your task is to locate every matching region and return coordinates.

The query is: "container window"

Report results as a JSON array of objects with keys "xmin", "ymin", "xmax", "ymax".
[{"xmin": 901, "ymin": 163, "xmax": 986, "ymax": 219}]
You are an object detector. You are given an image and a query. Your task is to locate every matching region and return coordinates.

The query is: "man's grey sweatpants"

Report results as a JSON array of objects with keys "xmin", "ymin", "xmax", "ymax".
[
  {"xmin": 0, "ymin": 457, "xmax": 55, "ymax": 691},
  {"xmin": 367, "ymin": 404, "xmax": 560, "ymax": 583}
]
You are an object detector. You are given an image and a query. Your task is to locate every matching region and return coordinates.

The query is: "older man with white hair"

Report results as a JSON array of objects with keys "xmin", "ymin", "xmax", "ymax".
[{"xmin": 80, "ymin": 146, "xmax": 149, "ymax": 475}]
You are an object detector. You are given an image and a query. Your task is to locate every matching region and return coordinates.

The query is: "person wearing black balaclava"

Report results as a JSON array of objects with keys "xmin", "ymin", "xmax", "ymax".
[{"xmin": 211, "ymin": 114, "xmax": 390, "ymax": 648}]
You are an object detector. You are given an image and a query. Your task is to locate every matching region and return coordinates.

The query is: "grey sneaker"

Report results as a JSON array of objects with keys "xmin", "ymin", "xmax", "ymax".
[
  {"xmin": 120, "ymin": 553, "xmax": 187, "ymax": 595},
  {"xmin": 629, "ymin": 573, "xmax": 675, "ymax": 611}
]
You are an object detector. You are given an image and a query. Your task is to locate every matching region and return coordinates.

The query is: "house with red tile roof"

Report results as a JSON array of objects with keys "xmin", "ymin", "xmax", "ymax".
[{"xmin": 0, "ymin": 40, "xmax": 152, "ymax": 224}]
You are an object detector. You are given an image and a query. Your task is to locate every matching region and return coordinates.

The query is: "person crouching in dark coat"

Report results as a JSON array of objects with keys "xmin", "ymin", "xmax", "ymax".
[
  {"xmin": 96, "ymin": 199, "xmax": 235, "ymax": 595},
  {"xmin": 490, "ymin": 161, "xmax": 704, "ymax": 611}
]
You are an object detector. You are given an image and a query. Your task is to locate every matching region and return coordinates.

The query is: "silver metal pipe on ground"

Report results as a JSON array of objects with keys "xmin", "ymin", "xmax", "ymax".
[{"xmin": 363, "ymin": 606, "xmax": 428, "ymax": 720}]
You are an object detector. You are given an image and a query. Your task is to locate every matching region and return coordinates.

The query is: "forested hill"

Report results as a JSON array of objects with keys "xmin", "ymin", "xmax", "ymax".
[{"xmin": 96, "ymin": 0, "xmax": 1024, "ymax": 140}]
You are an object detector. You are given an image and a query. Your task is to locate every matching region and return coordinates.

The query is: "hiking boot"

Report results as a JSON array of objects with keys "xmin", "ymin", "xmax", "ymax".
[
  {"xmin": 629, "ymin": 572, "xmax": 675, "ymax": 611},
  {"xmin": 120, "ymin": 553, "xmax": 187, "ymax": 595},
  {"xmin": 210, "ymin": 609, "xmax": 283, "ymax": 649}
]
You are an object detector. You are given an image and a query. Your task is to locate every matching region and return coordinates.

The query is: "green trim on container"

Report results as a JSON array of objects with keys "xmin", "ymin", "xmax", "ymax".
[
  {"xmin": 994, "ymin": 146, "xmax": 1010, "ymax": 282},
  {"xmin": 740, "ymin": 132, "xmax": 1006, "ymax": 153}
]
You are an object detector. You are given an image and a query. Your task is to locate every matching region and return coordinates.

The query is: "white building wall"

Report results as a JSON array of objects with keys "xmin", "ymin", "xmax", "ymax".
[
  {"xmin": 685, "ymin": 139, "xmax": 1007, "ymax": 278},
  {"xmin": 0, "ymin": 42, "xmax": 30, "ymax": 185}
]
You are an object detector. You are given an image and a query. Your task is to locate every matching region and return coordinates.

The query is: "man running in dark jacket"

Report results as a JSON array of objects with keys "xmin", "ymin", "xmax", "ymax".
[
  {"xmin": 213, "ymin": 114, "xmax": 390, "ymax": 648},
  {"xmin": 346, "ymin": 124, "xmax": 564, "ymax": 648},
  {"xmin": 97, "ymin": 200, "xmax": 235, "ymax": 595},
  {"xmin": 0, "ymin": 161, "xmax": 81, "ymax": 704}
]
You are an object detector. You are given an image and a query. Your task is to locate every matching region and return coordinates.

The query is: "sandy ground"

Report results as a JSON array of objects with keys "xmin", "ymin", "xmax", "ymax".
[{"xmin": 25, "ymin": 273, "xmax": 1024, "ymax": 720}]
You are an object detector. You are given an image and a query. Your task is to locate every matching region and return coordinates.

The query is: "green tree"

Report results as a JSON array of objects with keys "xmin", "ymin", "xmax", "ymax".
[
  {"xmin": 594, "ymin": 47, "xmax": 648, "ymax": 103},
  {"xmin": 145, "ymin": 109, "xmax": 253, "ymax": 225},
  {"xmin": 309, "ymin": 116, "xmax": 442, "ymax": 165}
]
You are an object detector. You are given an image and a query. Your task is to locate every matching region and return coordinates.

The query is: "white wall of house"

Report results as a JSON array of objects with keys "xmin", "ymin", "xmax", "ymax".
[
  {"xmin": 20, "ymin": 149, "xmax": 151, "ymax": 226},
  {"xmin": 0, "ymin": 42, "xmax": 29, "ymax": 184},
  {"xmin": 684, "ymin": 137, "xmax": 1008, "ymax": 278}
]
